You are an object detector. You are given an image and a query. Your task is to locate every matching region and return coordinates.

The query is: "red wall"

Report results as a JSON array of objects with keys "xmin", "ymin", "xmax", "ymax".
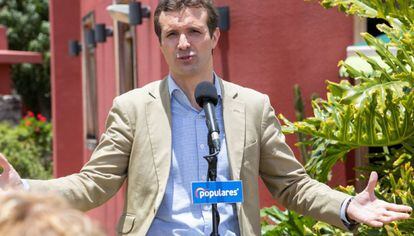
[
  {"xmin": 0, "ymin": 27, "xmax": 11, "ymax": 94},
  {"xmin": 49, "ymin": 0, "xmax": 84, "ymax": 176},
  {"xmin": 50, "ymin": 0, "xmax": 354, "ymax": 234},
  {"xmin": 0, "ymin": 65, "xmax": 11, "ymax": 94}
]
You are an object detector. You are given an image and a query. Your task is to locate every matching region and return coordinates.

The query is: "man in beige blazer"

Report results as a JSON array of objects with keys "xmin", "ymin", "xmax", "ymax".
[{"xmin": 0, "ymin": 0, "xmax": 411, "ymax": 235}]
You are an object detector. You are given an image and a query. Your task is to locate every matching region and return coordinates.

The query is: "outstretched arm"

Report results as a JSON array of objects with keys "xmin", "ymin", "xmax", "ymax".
[
  {"xmin": 0, "ymin": 153, "xmax": 24, "ymax": 190},
  {"xmin": 347, "ymin": 171, "xmax": 412, "ymax": 227}
]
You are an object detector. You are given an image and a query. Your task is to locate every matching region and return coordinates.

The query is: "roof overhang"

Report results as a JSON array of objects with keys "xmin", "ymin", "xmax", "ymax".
[
  {"xmin": 107, "ymin": 4, "xmax": 130, "ymax": 24},
  {"xmin": 0, "ymin": 50, "xmax": 42, "ymax": 64}
]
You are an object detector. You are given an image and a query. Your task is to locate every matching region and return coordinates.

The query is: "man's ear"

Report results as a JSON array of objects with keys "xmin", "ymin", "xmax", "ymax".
[{"xmin": 212, "ymin": 27, "xmax": 220, "ymax": 49}]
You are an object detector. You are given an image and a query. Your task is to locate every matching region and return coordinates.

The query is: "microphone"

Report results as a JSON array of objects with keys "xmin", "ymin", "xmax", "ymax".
[{"xmin": 195, "ymin": 81, "xmax": 220, "ymax": 152}]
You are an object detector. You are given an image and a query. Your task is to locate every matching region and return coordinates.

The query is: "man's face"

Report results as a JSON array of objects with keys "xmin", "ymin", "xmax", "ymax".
[{"xmin": 158, "ymin": 7, "xmax": 220, "ymax": 78}]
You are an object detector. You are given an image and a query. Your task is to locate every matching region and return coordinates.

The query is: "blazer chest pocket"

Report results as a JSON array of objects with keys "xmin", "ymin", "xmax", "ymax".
[{"xmin": 117, "ymin": 213, "xmax": 136, "ymax": 234}]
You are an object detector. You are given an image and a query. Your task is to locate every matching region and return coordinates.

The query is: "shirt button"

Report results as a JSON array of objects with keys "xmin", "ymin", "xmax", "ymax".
[
  {"xmin": 203, "ymin": 205, "xmax": 210, "ymax": 211},
  {"xmin": 199, "ymin": 144, "xmax": 205, "ymax": 149}
]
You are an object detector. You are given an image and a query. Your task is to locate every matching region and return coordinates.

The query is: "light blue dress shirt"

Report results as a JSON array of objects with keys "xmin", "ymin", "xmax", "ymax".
[{"xmin": 147, "ymin": 75, "xmax": 240, "ymax": 235}]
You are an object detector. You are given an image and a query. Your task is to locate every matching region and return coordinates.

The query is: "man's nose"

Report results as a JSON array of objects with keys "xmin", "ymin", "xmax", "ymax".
[{"xmin": 177, "ymin": 34, "xmax": 190, "ymax": 50}]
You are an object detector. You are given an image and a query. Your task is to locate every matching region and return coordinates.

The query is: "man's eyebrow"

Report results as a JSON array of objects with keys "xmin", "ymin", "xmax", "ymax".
[
  {"xmin": 189, "ymin": 26, "xmax": 203, "ymax": 30},
  {"xmin": 164, "ymin": 29, "xmax": 177, "ymax": 35},
  {"xmin": 187, "ymin": 25, "xmax": 207, "ymax": 33}
]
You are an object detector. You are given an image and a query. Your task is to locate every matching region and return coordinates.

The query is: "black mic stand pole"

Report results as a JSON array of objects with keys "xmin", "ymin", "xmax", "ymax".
[{"xmin": 203, "ymin": 134, "xmax": 220, "ymax": 236}]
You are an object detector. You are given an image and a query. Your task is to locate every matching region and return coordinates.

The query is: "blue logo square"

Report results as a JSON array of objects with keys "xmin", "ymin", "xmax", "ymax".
[{"xmin": 191, "ymin": 180, "xmax": 243, "ymax": 204}]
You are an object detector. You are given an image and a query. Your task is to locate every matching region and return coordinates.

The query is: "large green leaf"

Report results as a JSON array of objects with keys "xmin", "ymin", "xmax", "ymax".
[
  {"xmin": 281, "ymin": 90, "xmax": 414, "ymax": 146},
  {"xmin": 318, "ymin": 0, "xmax": 414, "ymax": 27},
  {"xmin": 327, "ymin": 80, "xmax": 410, "ymax": 109}
]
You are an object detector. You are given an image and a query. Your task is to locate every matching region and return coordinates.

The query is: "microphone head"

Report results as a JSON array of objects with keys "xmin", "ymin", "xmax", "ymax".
[{"xmin": 195, "ymin": 81, "xmax": 218, "ymax": 107}]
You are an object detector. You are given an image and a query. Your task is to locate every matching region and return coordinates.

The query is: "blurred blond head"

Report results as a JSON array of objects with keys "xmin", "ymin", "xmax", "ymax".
[{"xmin": 0, "ymin": 191, "xmax": 104, "ymax": 236}]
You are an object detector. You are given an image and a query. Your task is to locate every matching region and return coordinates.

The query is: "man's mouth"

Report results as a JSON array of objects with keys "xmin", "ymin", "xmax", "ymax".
[
  {"xmin": 177, "ymin": 53, "xmax": 195, "ymax": 61},
  {"xmin": 179, "ymin": 55, "xmax": 192, "ymax": 60}
]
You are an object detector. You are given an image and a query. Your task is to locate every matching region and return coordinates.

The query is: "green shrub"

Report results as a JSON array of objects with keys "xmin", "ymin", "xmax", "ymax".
[{"xmin": 0, "ymin": 111, "xmax": 52, "ymax": 179}]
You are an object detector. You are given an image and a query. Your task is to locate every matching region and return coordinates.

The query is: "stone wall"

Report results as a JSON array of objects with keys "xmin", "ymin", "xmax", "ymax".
[{"xmin": 0, "ymin": 95, "xmax": 21, "ymax": 125}]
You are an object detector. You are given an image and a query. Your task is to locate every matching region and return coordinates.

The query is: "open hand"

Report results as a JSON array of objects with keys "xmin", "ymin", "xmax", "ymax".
[
  {"xmin": 347, "ymin": 171, "xmax": 412, "ymax": 227},
  {"xmin": 0, "ymin": 153, "xmax": 24, "ymax": 190}
]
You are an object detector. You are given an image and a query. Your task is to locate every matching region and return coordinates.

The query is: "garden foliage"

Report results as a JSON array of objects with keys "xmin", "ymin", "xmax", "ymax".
[{"xmin": 0, "ymin": 111, "xmax": 52, "ymax": 179}]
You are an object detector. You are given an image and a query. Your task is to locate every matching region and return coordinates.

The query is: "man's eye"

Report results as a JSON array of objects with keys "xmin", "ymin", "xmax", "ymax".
[
  {"xmin": 167, "ymin": 32, "xmax": 177, "ymax": 37},
  {"xmin": 190, "ymin": 29, "xmax": 201, "ymax": 34}
]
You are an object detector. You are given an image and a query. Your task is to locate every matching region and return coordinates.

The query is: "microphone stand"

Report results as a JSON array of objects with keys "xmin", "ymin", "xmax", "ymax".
[{"xmin": 203, "ymin": 135, "xmax": 220, "ymax": 236}]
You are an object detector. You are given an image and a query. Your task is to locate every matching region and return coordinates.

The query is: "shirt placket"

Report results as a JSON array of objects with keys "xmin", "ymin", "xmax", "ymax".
[{"xmin": 195, "ymin": 111, "xmax": 213, "ymax": 235}]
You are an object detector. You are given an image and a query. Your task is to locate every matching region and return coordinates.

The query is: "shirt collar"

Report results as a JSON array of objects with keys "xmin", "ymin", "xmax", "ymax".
[{"xmin": 167, "ymin": 73, "xmax": 222, "ymax": 98}]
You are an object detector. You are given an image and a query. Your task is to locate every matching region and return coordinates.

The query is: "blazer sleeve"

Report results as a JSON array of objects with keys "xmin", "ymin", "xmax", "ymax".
[
  {"xmin": 258, "ymin": 94, "xmax": 350, "ymax": 230},
  {"xmin": 26, "ymin": 97, "xmax": 133, "ymax": 211}
]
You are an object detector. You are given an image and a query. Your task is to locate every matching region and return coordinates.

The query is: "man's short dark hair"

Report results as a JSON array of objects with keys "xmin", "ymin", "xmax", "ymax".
[{"xmin": 154, "ymin": 0, "xmax": 219, "ymax": 43}]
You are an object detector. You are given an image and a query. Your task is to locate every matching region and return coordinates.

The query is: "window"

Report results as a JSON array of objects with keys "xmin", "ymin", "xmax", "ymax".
[
  {"xmin": 82, "ymin": 12, "xmax": 98, "ymax": 149},
  {"xmin": 367, "ymin": 18, "xmax": 389, "ymax": 37},
  {"xmin": 116, "ymin": 21, "xmax": 137, "ymax": 94},
  {"xmin": 113, "ymin": 0, "xmax": 137, "ymax": 95}
]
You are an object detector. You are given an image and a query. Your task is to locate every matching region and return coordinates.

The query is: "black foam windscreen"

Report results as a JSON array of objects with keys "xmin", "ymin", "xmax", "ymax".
[{"xmin": 194, "ymin": 81, "xmax": 218, "ymax": 107}]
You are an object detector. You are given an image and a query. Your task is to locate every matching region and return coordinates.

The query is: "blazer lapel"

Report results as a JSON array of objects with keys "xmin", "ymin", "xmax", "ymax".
[
  {"xmin": 145, "ymin": 79, "xmax": 172, "ymax": 197},
  {"xmin": 221, "ymin": 79, "xmax": 246, "ymax": 180}
]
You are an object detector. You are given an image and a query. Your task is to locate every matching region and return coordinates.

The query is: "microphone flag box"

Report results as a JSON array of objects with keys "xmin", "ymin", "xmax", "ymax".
[{"xmin": 191, "ymin": 180, "xmax": 243, "ymax": 204}]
